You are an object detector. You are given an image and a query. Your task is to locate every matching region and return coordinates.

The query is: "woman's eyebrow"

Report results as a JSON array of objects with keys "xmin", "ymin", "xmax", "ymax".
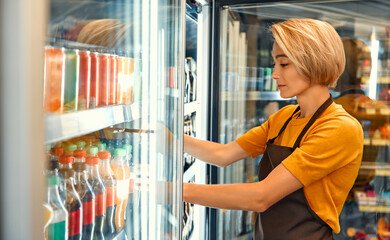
[{"xmin": 275, "ymin": 54, "xmax": 288, "ymax": 59}]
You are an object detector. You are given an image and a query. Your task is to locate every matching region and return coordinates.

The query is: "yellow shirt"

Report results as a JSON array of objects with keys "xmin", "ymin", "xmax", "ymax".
[{"xmin": 236, "ymin": 103, "xmax": 363, "ymax": 233}]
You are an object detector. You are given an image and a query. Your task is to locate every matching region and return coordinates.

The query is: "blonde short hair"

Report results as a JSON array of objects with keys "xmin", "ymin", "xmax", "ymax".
[{"xmin": 271, "ymin": 18, "xmax": 345, "ymax": 88}]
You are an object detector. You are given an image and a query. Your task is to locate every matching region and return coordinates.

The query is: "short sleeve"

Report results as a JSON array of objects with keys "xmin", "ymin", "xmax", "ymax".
[
  {"xmin": 282, "ymin": 117, "xmax": 364, "ymax": 186},
  {"xmin": 236, "ymin": 120, "xmax": 269, "ymax": 158}
]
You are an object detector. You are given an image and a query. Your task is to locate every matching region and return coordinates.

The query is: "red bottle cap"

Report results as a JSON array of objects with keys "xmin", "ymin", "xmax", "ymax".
[
  {"xmin": 74, "ymin": 150, "xmax": 86, "ymax": 158},
  {"xmin": 50, "ymin": 147, "xmax": 63, "ymax": 156},
  {"xmin": 59, "ymin": 155, "xmax": 73, "ymax": 164},
  {"xmin": 98, "ymin": 151, "xmax": 111, "ymax": 160},
  {"xmin": 86, "ymin": 156, "xmax": 99, "ymax": 165}
]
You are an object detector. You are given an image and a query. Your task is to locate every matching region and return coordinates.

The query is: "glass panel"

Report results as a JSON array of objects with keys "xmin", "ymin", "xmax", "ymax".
[
  {"xmin": 44, "ymin": 0, "xmax": 184, "ymax": 240},
  {"xmin": 217, "ymin": 1, "xmax": 390, "ymax": 239}
]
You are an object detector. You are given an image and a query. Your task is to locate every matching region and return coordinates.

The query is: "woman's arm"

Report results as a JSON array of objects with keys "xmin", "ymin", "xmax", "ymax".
[
  {"xmin": 183, "ymin": 163, "xmax": 303, "ymax": 212},
  {"xmin": 184, "ymin": 134, "xmax": 250, "ymax": 167}
]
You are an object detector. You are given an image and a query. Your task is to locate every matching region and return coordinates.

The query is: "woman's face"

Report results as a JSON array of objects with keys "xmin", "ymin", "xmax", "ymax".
[{"xmin": 271, "ymin": 43, "xmax": 311, "ymax": 99}]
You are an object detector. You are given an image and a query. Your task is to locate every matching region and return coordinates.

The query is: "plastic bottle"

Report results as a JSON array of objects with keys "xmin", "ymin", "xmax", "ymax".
[
  {"xmin": 49, "ymin": 147, "xmax": 66, "ymax": 202},
  {"xmin": 86, "ymin": 156, "xmax": 106, "ymax": 239},
  {"xmin": 74, "ymin": 150, "xmax": 86, "ymax": 165},
  {"xmin": 95, "ymin": 143, "xmax": 106, "ymax": 153},
  {"xmin": 47, "ymin": 174, "xmax": 69, "ymax": 240},
  {"xmin": 64, "ymin": 177, "xmax": 83, "ymax": 240},
  {"xmin": 59, "ymin": 155, "xmax": 83, "ymax": 239},
  {"xmin": 87, "ymin": 146, "xmax": 98, "ymax": 157},
  {"xmin": 77, "ymin": 141, "xmax": 86, "ymax": 150},
  {"xmin": 43, "ymin": 203, "xmax": 53, "ymax": 240},
  {"xmin": 98, "ymin": 151, "xmax": 117, "ymax": 237},
  {"xmin": 74, "ymin": 162, "xmax": 95, "ymax": 240},
  {"xmin": 110, "ymin": 148, "xmax": 130, "ymax": 231},
  {"xmin": 65, "ymin": 144, "xmax": 78, "ymax": 156},
  {"xmin": 122, "ymin": 144, "xmax": 134, "ymax": 237}
]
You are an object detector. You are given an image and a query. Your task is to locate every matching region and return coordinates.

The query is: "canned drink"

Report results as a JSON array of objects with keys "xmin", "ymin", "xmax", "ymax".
[
  {"xmin": 44, "ymin": 46, "xmax": 65, "ymax": 113},
  {"xmin": 90, "ymin": 52, "xmax": 100, "ymax": 109},
  {"xmin": 99, "ymin": 53, "xmax": 110, "ymax": 107},
  {"xmin": 78, "ymin": 51, "xmax": 91, "ymax": 110},
  {"xmin": 109, "ymin": 54, "xmax": 118, "ymax": 105},
  {"xmin": 63, "ymin": 49, "xmax": 80, "ymax": 112},
  {"xmin": 257, "ymin": 67, "xmax": 264, "ymax": 91}
]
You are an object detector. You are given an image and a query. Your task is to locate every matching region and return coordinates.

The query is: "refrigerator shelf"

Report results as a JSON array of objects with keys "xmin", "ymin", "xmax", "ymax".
[
  {"xmin": 359, "ymin": 162, "xmax": 390, "ymax": 177},
  {"xmin": 364, "ymin": 138, "xmax": 390, "ymax": 146},
  {"xmin": 221, "ymin": 91, "xmax": 296, "ymax": 101},
  {"xmin": 45, "ymin": 102, "xmax": 141, "ymax": 143},
  {"xmin": 359, "ymin": 205, "xmax": 390, "ymax": 213}
]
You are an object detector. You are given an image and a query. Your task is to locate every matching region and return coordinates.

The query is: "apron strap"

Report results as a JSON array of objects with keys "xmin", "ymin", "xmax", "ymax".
[
  {"xmin": 268, "ymin": 106, "xmax": 300, "ymax": 144},
  {"xmin": 292, "ymin": 95, "xmax": 333, "ymax": 149}
]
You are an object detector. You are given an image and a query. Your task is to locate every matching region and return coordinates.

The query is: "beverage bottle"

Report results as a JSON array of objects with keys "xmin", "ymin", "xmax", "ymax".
[
  {"xmin": 77, "ymin": 141, "xmax": 86, "ymax": 150},
  {"xmin": 98, "ymin": 151, "xmax": 117, "ymax": 237},
  {"xmin": 95, "ymin": 143, "xmax": 106, "ymax": 153},
  {"xmin": 43, "ymin": 202, "xmax": 53, "ymax": 240},
  {"xmin": 122, "ymin": 144, "xmax": 134, "ymax": 237},
  {"xmin": 44, "ymin": 46, "xmax": 64, "ymax": 113},
  {"xmin": 86, "ymin": 156, "xmax": 106, "ymax": 239},
  {"xmin": 99, "ymin": 53, "xmax": 110, "ymax": 107},
  {"xmin": 63, "ymin": 48, "xmax": 80, "ymax": 112},
  {"xmin": 74, "ymin": 162, "xmax": 95, "ymax": 240},
  {"xmin": 49, "ymin": 147, "xmax": 66, "ymax": 202},
  {"xmin": 109, "ymin": 54, "xmax": 118, "ymax": 105},
  {"xmin": 110, "ymin": 148, "xmax": 130, "ymax": 231},
  {"xmin": 90, "ymin": 52, "xmax": 100, "ymax": 109},
  {"xmin": 65, "ymin": 144, "xmax": 78, "ymax": 157},
  {"xmin": 87, "ymin": 146, "xmax": 99, "ymax": 158},
  {"xmin": 78, "ymin": 50, "xmax": 91, "ymax": 110},
  {"xmin": 47, "ymin": 174, "xmax": 69, "ymax": 240},
  {"xmin": 74, "ymin": 149, "xmax": 87, "ymax": 166},
  {"xmin": 59, "ymin": 155, "xmax": 83, "ymax": 240},
  {"xmin": 64, "ymin": 177, "xmax": 83, "ymax": 240}
]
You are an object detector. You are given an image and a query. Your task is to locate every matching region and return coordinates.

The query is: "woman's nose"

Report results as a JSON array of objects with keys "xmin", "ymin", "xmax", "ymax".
[{"xmin": 271, "ymin": 69, "xmax": 279, "ymax": 79}]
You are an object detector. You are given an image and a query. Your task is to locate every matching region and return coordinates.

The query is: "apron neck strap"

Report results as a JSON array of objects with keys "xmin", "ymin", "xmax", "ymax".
[
  {"xmin": 268, "ymin": 106, "xmax": 301, "ymax": 144},
  {"xmin": 292, "ymin": 94, "xmax": 333, "ymax": 149}
]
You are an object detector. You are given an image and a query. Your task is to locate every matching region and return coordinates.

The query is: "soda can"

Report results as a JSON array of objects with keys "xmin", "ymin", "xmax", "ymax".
[
  {"xmin": 109, "ymin": 54, "xmax": 118, "ymax": 105},
  {"xmin": 99, "ymin": 53, "xmax": 110, "ymax": 107},
  {"xmin": 63, "ymin": 48, "xmax": 79, "ymax": 112},
  {"xmin": 90, "ymin": 52, "xmax": 100, "ymax": 109},
  {"xmin": 78, "ymin": 50, "xmax": 91, "ymax": 110},
  {"xmin": 44, "ymin": 46, "xmax": 65, "ymax": 113}
]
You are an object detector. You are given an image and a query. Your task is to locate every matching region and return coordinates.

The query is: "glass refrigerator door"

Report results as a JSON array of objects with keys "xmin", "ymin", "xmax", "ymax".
[
  {"xmin": 211, "ymin": 0, "xmax": 390, "ymax": 239},
  {"xmin": 43, "ymin": 0, "xmax": 185, "ymax": 240}
]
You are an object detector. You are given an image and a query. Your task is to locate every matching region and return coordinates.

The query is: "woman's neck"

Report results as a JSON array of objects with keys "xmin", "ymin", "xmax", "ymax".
[{"xmin": 296, "ymin": 85, "xmax": 330, "ymax": 118}]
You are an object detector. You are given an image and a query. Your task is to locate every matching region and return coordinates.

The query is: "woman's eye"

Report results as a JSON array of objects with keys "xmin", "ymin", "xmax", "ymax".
[{"xmin": 280, "ymin": 63, "xmax": 288, "ymax": 67}]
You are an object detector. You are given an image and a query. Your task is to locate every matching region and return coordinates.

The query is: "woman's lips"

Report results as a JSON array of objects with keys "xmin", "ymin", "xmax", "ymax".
[{"xmin": 277, "ymin": 84, "xmax": 285, "ymax": 90}]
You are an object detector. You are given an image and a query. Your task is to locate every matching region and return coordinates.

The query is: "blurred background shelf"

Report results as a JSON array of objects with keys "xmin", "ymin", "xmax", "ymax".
[{"xmin": 221, "ymin": 91, "xmax": 296, "ymax": 101}]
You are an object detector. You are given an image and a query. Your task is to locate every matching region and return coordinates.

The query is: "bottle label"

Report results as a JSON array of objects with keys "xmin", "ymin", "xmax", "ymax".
[
  {"xmin": 83, "ymin": 200, "xmax": 95, "ymax": 225},
  {"xmin": 68, "ymin": 209, "xmax": 81, "ymax": 236},
  {"xmin": 49, "ymin": 221, "xmax": 67, "ymax": 240},
  {"xmin": 106, "ymin": 186, "xmax": 116, "ymax": 207},
  {"xmin": 96, "ymin": 193, "xmax": 107, "ymax": 216},
  {"xmin": 117, "ymin": 179, "xmax": 130, "ymax": 199}
]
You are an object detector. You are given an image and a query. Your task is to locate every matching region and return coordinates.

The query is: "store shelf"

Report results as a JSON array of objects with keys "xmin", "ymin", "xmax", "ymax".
[
  {"xmin": 360, "ymin": 162, "xmax": 390, "ymax": 177},
  {"xmin": 184, "ymin": 101, "xmax": 199, "ymax": 115},
  {"xmin": 364, "ymin": 138, "xmax": 390, "ymax": 146},
  {"xmin": 45, "ymin": 102, "xmax": 141, "ymax": 143},
  {"xmin": 362, "ymin": 76, "xmax": 390, "ymax": 84},
  {"xmin": 221, "ymin": 91, "xmax": 296, "ymax": 101},
  {"xmin": 359, "ymin": 205, "xmax": 390, "ymax": 213}
]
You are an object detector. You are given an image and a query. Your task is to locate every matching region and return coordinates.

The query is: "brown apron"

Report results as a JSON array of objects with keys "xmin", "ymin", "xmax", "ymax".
[{"xmin": 253, "ymin": 95, "xmax": 334, "ymax": 240}]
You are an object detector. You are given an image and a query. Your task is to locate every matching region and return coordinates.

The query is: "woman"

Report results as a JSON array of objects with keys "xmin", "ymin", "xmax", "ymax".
[{"xmin": 183, "ymin": 18, "xmax": 363, "ymax": 239}]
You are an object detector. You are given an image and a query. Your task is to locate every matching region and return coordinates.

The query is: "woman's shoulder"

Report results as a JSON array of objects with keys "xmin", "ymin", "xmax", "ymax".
[{"xmin": 319, "ymin": 103, "xmax": 363, "ymax": 132}]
